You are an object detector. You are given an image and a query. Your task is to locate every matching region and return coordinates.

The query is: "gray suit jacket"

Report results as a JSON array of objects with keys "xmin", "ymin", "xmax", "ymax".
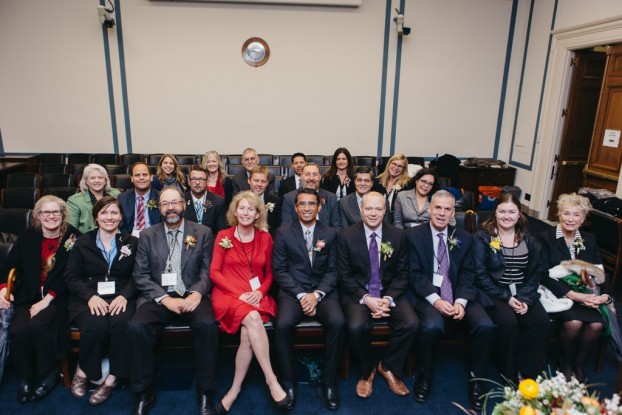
[
  {"xmin": 133, "ymin": 220, "xmax": 214, "ymax": 307},
  {"xmin": 281, "ymin": 188, "xmax": 341, "ymax": 229}
]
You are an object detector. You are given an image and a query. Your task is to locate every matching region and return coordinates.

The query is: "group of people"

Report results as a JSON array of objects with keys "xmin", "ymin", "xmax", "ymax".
[{"xmin": 0, "ymin": 147, "xmax": 613, "ymax": 415}]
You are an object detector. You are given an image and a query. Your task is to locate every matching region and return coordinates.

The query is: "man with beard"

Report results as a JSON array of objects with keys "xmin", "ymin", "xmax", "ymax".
[
  {"xmin": 184, "ymin": 165, "xmax": 227, "ymax": 234},
  {"xmin": 127, "ymin": 188, "xmax": 219, "ymax": 415}
]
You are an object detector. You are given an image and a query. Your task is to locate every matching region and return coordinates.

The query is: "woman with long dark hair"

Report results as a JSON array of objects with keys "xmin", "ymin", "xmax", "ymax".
[{"xmin": 320, "ymin": 147, "xmax": 355, "ymax": 201}]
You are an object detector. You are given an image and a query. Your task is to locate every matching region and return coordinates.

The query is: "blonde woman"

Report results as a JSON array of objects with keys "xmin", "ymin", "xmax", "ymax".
[
  {"xmin": 202, "ymin": 150, "xmax": 233, "ymax": 205},
  {"xmin": 372, "ymin": 153, "xmax": 413, "ymax": 220}
]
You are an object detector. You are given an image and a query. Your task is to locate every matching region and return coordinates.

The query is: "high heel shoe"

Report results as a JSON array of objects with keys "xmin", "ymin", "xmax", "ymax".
[
  {"xmin": 215, "ymin": 398, "xmax": 229, "ymax": 415},
  {"xmin": 273, "ymin": 394, "xmax": 293, "ymax": 411}
]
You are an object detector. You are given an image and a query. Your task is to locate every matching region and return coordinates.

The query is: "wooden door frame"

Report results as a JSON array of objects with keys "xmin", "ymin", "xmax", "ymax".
[{"xmin": 531, "ymin": 15, "xmax": 622, "ymax": 219}]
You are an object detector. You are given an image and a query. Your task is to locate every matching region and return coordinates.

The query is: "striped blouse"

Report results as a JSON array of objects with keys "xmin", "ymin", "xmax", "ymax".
[{"xmin": 499, "ymin": 240, "xmax": 528, "ymax": 285}]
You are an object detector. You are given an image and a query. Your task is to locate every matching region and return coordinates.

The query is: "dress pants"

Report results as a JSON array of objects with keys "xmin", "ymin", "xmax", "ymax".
[
  {"xmin": 342, "ymin": 296, "xmax": 419, "ymax": 378},
  {"xmin": 485, "ymin": 298, "xmax": 550, "ymax": 380},
  {"xmin": 73, "ymin": 300, "xmax": 136, "ymax": 380},
  {"xmin": 127, "ymin": 297, "xmax": 219, "ymax": 393},
  {"xmin": 9, "ymin": 302, "xmax": 65, "ymax": 380},
  {"xmin": 414, "ymin": 300, "xmax": 494, "ymax": 378},
  {"xmin": 275, "ymin": 294, "xmax": 346, "ymax": 388}
]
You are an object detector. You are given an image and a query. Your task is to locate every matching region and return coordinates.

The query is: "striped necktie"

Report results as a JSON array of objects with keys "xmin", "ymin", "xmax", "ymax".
[{"xmin": 136, "ymin": 196, "xmax": 145, "ymax": 231}]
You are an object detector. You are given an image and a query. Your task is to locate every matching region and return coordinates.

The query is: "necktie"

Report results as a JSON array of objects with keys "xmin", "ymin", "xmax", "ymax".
[
  {"xmin": 437, "ymin": 233, "xmax": 453, "ymax": 303},
  {"xmin": 168, "ymin": 230, "xmax": 186, "ymax": 296},
  {"xmin": 368, "ymin": 233, "xmax": 381, "ymax": 298},
  {"xmin": 136, "ymin": 196, "xmax": 145, "ymax": 231},
  {"xmin": 297, "ymin": 178, "xmax": 302, "ymax": 190},
  {"xmin": 305, "ymin": 229, "xmax": 313, "ymax": 263},
  {"xmin": 195, "ymin": 200, "xmax": 203, "ymax": 223}
]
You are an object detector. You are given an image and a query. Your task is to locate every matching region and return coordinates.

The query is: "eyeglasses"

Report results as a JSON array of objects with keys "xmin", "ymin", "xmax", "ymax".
[
  {"xmin": 390, "ymin": 162, "xmax": 405, "ymax": 170},
  {"xmin": 159, "ymin": 201, "xmax": 183, "ymax": 208},
  {"xmin": 296, "ymin": 201, "xmax": 318, "ymax": 207},
  {"xmin": 40, "ymin": 210, "xmax": 62, "ymax": 217},
  {"xmin": 419, "ymin": 179, "xmax": 434, "ymax": 187},
  {"xmin": 242, "ymin": 157, "xmax": 257, "ymax": 163},
  {"xmin": 355, "ymin": 178, "xmax": 372, "ymax": 184},
  {"xmin": 188, "ymin": 177, "xmax": 207, "ymax": 182}
]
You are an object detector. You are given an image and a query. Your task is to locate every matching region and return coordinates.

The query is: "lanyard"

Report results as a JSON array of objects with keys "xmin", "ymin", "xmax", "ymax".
[
  {"xmin": 236, "ymin": 226, "xmax": 255, "ymax": 279},
  {"xmin": 96, "ymin": 231, "xmax": 117, "ymax": 279}
]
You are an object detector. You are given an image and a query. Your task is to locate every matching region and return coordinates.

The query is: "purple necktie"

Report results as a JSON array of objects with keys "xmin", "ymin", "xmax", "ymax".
[
  {"xmin": 437, "ymin": 233, "xmax": 453, "ymax": 303},
  {"xmin": 368, "ymin": 233, "xmax": 381, "ymax": 298}
]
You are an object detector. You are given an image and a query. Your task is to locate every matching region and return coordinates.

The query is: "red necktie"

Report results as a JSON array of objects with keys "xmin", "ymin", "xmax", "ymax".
[{"xmin": 136, "ymin": 196, "xmax": 145, "ymax": 230}]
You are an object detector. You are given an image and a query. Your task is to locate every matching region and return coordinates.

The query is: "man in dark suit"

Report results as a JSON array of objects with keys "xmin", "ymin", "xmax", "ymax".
[
  {"xmin": 272, "ymin": 188, "xmax": 345, "ymax": 410},
  {"xmin": 127, "ymin": 188, "xmax": 219, "ymax": 415},
  {"xmin": 281, "ymin": 163, "xmax": 340, "ymax": 229},
  {"xmin": 118, "ymin": 162, "xmax": 161, "ymax": 236},
  {"xmin": 231, "ymin": 147, "xmax": 275, "ymax": 195},
  {"xmin": 338, "ymin": 166, "xmax": 391, "ymax": 228},
  {"xmin": 184, "ymin": 165, "xmax": 227, "ymax": 235},
  {"xmin": 406, "ymin": 190, "xmax": 493, "ymax": 409},
  {"xmin": 277, "ymin": 152, "xmax": 306, "ymax": 198},
  {"xmin": 338, "ymin": 192, "xmax": 419, "ymax": 399},
  {"xmin": 248, "ymin": 165, "xmax": 281, "ymax": 238}
]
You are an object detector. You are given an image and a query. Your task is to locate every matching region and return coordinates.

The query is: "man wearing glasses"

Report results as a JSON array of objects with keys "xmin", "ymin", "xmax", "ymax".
[
  {"xmin": 231, "ymin": 147, "xmax": 275, "ymax": 195},
  {"xmin": 184, "ymin": 165, "xmax": 227, "ymax": 234},
  {"xmin": 127, "ymin": 188, "xmax": 219, "ymax": 415}
]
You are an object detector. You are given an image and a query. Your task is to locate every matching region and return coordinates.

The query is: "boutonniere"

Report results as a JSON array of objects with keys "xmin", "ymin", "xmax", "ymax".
[
  {"xmin": 343, "ymin": 176, "xmax": 351, "ymax": 186},
  {"xmin": 219, "ymin": 236, "xmax": 233, "ymax": 249},
  {"xmin": 320, "ymin": 196, "xmax": 326, "ymax": 206},
  {"xmin": 202, "ymin": 200, "xmax": 213, "ymax": 212},
  {"xmin": 146, "ymin": 199, "xmax": 158, "ymax": 210},
  {"xmin": 380, "ymin": 241, "xmax": 394, "ymax": 261},
  {"xmin": 313, "ymin": 239, "xmax": 325, "ymax": 252},
  {"xmin": 64, "ymin": 234, "xmax": 77, "ymax": 251},
  {"xmin": 489, "ymin": 235, "xmax": 502, "ymax": 254},
  {"xmin": 447, "ymin": 229, "xmax": 461, "ymax": 251},
  {"xmin": 265, "ymin": 202, "xmax": 275, "ymax": 213},
  {"xmin": 184, "ymin": 235, "xmax": 197, "ymax": 250},
  {"xmin": 392, "ymin": 184, "xmax": 402, "ymax": 192},
  {"xmin": 119, "ymin": 244, "xmax": 132, "ymax": 260},
  {"xmin": 573, "ymin": 238, "xmax": 586, "ymax": 255}
]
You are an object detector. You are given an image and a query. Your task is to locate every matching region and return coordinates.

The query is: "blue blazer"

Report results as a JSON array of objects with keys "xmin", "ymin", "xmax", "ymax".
[
  {"xmin": 281, "ymin": 188, "xmax": 340, "ymax": 229},
  {"xmin": 118, "ymin": 189, "xmax": 162, "ymax": 234}
]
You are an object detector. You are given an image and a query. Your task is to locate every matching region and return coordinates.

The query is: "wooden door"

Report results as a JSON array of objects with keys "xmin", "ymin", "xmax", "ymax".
[
  {"xmin": 584, "ymin": 44, "xmax": 622, "ymax": 192},
  {"xmin": 548, "ymin": 49, "xmax": 606, "ymax": 221}
]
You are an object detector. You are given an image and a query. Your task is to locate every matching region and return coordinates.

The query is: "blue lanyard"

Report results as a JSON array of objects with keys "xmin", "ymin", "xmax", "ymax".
[{"xmin": 96, "ymin": 231, "xmax": 118, "ymax": 278}]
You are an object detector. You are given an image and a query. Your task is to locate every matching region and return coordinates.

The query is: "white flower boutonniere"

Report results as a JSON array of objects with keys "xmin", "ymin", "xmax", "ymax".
[
  {"xmin": 265, "ymin": 202, "xmax": 275, "ymax": 213},
  {"xmin": 119, "ymin": 244, "xmax": 132, "ymax": 260},
  {"xmin": 64, "ymin": 234, "xmax": 77, "ymax": 251},
  {"xmin": 380, "ymin": 241, "xmax": 394, "ymax": 261},
  {"xmin": 573, "ymin": 238, "xmax": 586, "ymax": 255},
  {"xmin": 447, "ymin": 229, "xmax": 461, "ymax": 251},
  {"xmin": 392, "ymin": 184, "xmax": 402, "ymax": 192},
  {"xmin": 184, "ymin": 235, "xmax": 197, "ymax": 250},
  {"xmin": 219, "ymin": 236, "xmax": 233, "ymax": 249}
]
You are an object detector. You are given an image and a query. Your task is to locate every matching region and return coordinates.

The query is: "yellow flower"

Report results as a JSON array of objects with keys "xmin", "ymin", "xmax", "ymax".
[
  {"xmin": 518, "ymin": 379, "xmax": 539, "ymax": 400},
  {"xmin": 581, "ymin": 396, "xmax": 600, "ymax": 409},
  {"xmin": 520, "ymin": 407, "xmax": 536, "ymax": 415},
  {"xmin": 490, "ymin": 236, "xmax": 502, "ymax": 253}
]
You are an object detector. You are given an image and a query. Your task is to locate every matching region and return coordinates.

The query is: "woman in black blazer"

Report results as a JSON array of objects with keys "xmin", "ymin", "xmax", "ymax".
[
  {"xmin": 539, "ymin": 193, "xmax": 611, "ymax": 382},
  {"xmin": 0, "ymin": 195, "xmax": 81, "ymax": 403},
  {"xmin": 65, "ymin": 196, "xmax": 138, "ymax": 405},
  {"xmin": 320, "ymin": 147, "xmax": 355, "ymax": 200},
  {"xmin": 371, "ymin": 153, "xmax": 413, "ymax": 222},
  {"xmin": 471, "ymin": 193, "xmax": 550, "ymax": 382}
]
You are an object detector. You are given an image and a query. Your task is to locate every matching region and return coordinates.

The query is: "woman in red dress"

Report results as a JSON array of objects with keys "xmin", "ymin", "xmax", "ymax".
[{"xmin": 210, "ymin": 191, "xmax": 290, "ymax": 414}]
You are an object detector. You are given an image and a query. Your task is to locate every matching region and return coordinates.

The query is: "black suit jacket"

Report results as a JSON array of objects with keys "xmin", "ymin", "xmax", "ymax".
[
  {"xmin": 320, "ymin": 175, "xmax": 355, "ymax": 198},
  {"xmin": 337, "ymin": 222, "xmax": 409, "ymax": 304},
  {"xmin": 118, "ymin": 189, "xmax": 161, "ymax": 234},
  {"xmin": 538, "ymin": 228, "xmax": 603, "ymax": 298},
  {"xmin": 272, "ymin": 220, "xmax": 338, "ymax": 300},
  {"xmin": 281, "ymin": 188, "xmax": 341, "ymax": 229},
  {"xmin": 405, "ymin": 224, "xmax": 479, "ymax": 305},
  {"xmin": 65, "ymin": 230, "xmax": 138, "ymax": 320},
  {"xmin": 264, "ymin": 193, "xmax": 282, "ymax": 238},
  {"xmin": 0, "ymin": 225, "xmax": 81, "ymax": 307},
  {"xmin": 278, "ymin": 175, "xmax": 299, "ymax": 198},
  {"xmin": 231, "ymin": 171, "xmax": 275, "ymax": 195},
  {"xmin": 184, "ymin": 191, "xmax": 228, "ymax": 235}
]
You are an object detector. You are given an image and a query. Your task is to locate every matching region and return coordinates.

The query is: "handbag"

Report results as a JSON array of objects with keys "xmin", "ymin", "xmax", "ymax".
[{"xmin": 537, "ymin": 284, "xmax": 573, "ymax": 313}]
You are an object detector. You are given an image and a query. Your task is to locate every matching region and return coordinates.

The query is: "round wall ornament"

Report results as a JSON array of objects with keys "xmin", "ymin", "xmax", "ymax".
[{"xmin": 242, "ymin": 37, "xmax": 270, "ymax": 67}]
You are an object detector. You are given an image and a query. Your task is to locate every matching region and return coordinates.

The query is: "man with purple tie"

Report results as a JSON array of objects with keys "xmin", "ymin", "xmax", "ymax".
[
  {"xmin": 405, "ymin": 190, "xmax": 493, "ymax": 410},
  {"xmin": 337, "ymin": 192, "xmax": 418, "ymax": 399}
]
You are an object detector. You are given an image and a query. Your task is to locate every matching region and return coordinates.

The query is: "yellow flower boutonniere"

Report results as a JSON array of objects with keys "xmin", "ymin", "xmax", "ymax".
[
  {"xmin": 490, "ymin": 235, "xmax": 502, "ymax": 254},
  {"xmin": 184, "ymin": 235, "xmax": 197, "ymax": 250},
  {"xmin": 219, "ymin": 236, "xmax": 233, "ymax": 249},
  {"xmin": 146, "ymin": 199, "xmax": 158, "ymax": 210},
  {"xmin": 380, "ymin": 241, "xmax": 394, "ymax": 261}
]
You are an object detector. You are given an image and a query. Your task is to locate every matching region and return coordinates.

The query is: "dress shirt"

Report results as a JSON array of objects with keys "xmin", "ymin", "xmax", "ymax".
[
  {"xmin": 295, "ymin": 222, "xmax": 323, "ymax": 300},
  {"xmin": 426, "ymin": 224, "xmax": 467, "ymax": 308},
  {"xmin": 134, "ymin": 190, "xmax": 153, "ymax": 231},
  {"xmin": 154, "ymin": 221, "xmax": 188, "ymax": 303},
  {"xmin": 361, "ymin": 225, "xmax": 394, "ymax": 306}
]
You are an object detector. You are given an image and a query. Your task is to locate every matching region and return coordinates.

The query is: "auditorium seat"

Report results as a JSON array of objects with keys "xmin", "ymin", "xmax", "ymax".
[
  {"xmin": 257, "ymin": 154, "xmax": 274, "ymax": 165},
  {"xmin": 71, "ymin": 163, "xmax": 88, "ymax": 185},
  {"xmin": 278, "ymin": 155, "xmax": 292, "ymax": 168},
  {"xmin": 104, "ymin": 164, "xmax": 130, "ymax": 175},
  {"xmin": 265, "ymin": 165, "xmax": 282, "ymax": 176},
  {"xmin": 39, "ymin": 153, "xmax": 66, "ymax": 164},
  {"xmin": 111, "ymin": 174, "xmax": 133, "ymax": 191},
  {"xmin": 120, "ymin": 154, "xmax": 145, "ymax": 165},
  {"xmin": 42, "ymin": 187, "xmax": 78, "ymax": 201},
  {"xmin": 67, "ymin": 153, "xmax": 91, "ymax": 165},
  {"xmin": 227, "ymin": 155, "xmax": 242, "ymax": 165},
  {"xmin": 227, "ymin": 164, "xmax": 246, "ymax": 175},
  {"xmin": 0, "ymin": 241, "xmax": 12, "ymax": 263},
  {"xmin": 147, "ymin": 154, "xmax": 164, "ymax": 165},
  {"xmin": 354, "ymin": 156, "xmax": 377, "ymax": 167},
  {"xmin": 41, "ymin": 173, "xmax": 73, "ymax": 188},
  {"xmin": 39, "ymin": 163, "xmax": 68, "ymax": 174},
  {"xmin": 91, "ymin": 153, "xmax": 119, "ymax": 165},
  {"xmin": 1, "ymin": 188, "xmax": 40, "ymax": 209},
  {"xmin": 6, "ymin": 172, "xmax": 39, "ymax": 188},
  {"xmin": 175, "ymin": 155, "xmax": 197, "ymax": 165},
  {"xmin": 0, "ymin": 208, "xmax": 31, "ymax": 240},
  {"xmin": 306, "ymin": 155, "xmax": 325, "ymax": 165},
  {"xmin": 179, "ymin": 165, "xmax": 191, "ymax": 175}
]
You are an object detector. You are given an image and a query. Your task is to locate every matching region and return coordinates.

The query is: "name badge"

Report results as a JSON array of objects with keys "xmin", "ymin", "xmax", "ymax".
[
  {"xmin": 131, "ymin": 229, "xmax": 142, "ymax": 238},
  {"xmin": 509, "ymin": 283, "xmax": 517, "ymax": 296},
  {"xmin": 433, "ymin": 273, "xmax": 444, "ymax": 287},
  {"xmin": 249, "ymin": 276, "xmax": 261, "ymax": 291},
  {"xmin": 98, "ymin": 281, "xmax": 115, "ymax": 296},
  {"xmin": 162, "ymin": 272, "xmax": 178, "ymax": 286}
]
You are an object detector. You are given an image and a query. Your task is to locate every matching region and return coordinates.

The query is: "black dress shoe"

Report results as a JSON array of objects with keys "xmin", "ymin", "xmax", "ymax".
[
  {"xmin": 197, "ymin": 389, "xmax": 215, "ymax": 415},
  {"xmin": 317, "ymin": 385, "xmax": 340, "ymax": 410},
  {"xmin": 132, "ymin": 392, "xmax": 156, "ymax": 415},
  {"xmin": 468, "ymin": 378, "xmax": 485, "ymax": 411},
  {"xmin": 273, "ymin": 393, "xmax": 293, "ymax": 411},
  {"xmin": 30, "ymin": 369, "xmax": 59, "ymax": 402},
  {"xmin": 285, "ymin": 387, "xmax": 295, "ymax": 410},
  {"xmin": 17, "ymin": 379, "xmax": 32, "ymax": 404},
  {"xmin": 215, "ymin": 398, "xmax": 229, "ymax": 415},
  {"xmin": 413, "ymin": 371, "xmax": 431, "ymax": 403}
]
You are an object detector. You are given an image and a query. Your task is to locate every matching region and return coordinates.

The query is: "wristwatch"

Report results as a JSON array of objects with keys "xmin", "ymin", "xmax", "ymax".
[{"xmin": 313, "ymin": 291, "xmax": 322, "ymax": 302}]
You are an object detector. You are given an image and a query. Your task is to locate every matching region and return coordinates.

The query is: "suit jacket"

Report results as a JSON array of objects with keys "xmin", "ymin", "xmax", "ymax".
[
  {"xmin": 406, "ymin": 224, "xmax": 479, "ymax": 305},
  {"xmin": 231, "ymin": 171, "xmax": 275, "ymax": 195},
  {"xmin": 264, "ymin": 193, "xmax": 282, "ymax": 238},
  {"xmin": 281, "ymin": 188, "xmax": 341, "ymax": 229},
  {"xmin": 184, "ymin": 191, "xmax": 228, "ymax": 235},
  {"xmin": 65, "ymin": 229, "xmax": 138, "ymax": 320},
  {"xmin": 272, "ymin": 220, "xmax": 338, "ymax": 300},
  {"xmin": 538, "ymin": 228, "xmax": 604, "ymax": 298},
  {"xmin": 0, "ymin": 225, "xmax": 81, "ymax": 307},
  {"xmin": 278, "ymin": 175, "xmax": 299, "ymax": 198},
  {"xmin": 118, "ymin": 188, "xmax": 161, "ymax": 234},
  {"xmin": 337, "ymin": 222, "xmax": 409, "ymax": 304},
  {"xmin": 132, "ymin": 220, "xmax": 214, "ymax": 307},
  {"xmin": 472, "ymin": 229, "xmax": 546, "ymax": 306},
  {"xmin": 338, "ymin": 192, "xmax": 392, "ymax": 228},
  {"xmin": 320, "ymin": 175, "xmax": 355, "ymax": 198},
  {"xmin": 67, "ymin": 189, "xmax": 121, "ymax": 233}
]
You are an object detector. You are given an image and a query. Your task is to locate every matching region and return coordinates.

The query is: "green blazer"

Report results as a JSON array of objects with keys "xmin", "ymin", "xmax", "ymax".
[{"xmin": 67, "ymin": 188, "xmax": 121, "ymax": 233}]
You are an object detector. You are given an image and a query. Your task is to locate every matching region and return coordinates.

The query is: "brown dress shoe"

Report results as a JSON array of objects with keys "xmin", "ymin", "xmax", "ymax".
[
  {"xmin": 355, "ymin": 368, "xmax": 376, "ymax": 398},
  {"xmin": 377, "ymin": 362, "xmax": 410, "ymax": 396},
  {"xmin": 89, "ymin": 381, "xmax": 116, "ymax": 405},
  {"xmin": 71, "ymin": 373, "xmax": 88, "ymax": 399}
]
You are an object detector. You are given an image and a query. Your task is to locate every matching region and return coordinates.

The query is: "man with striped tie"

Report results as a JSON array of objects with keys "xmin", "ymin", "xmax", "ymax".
[{"xmin": 119, "ymin": 162, "xmax": 161, "ymax": 236}]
